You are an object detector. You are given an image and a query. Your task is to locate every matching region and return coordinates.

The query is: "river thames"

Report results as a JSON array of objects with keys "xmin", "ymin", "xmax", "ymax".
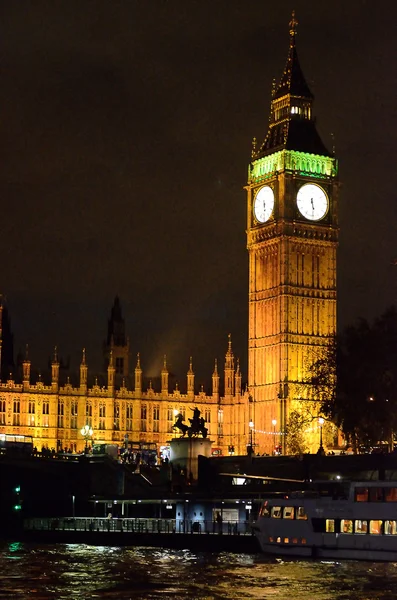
[{"xmin": 0, "ymin": 541, "xmax": 396, "ymax": 599}]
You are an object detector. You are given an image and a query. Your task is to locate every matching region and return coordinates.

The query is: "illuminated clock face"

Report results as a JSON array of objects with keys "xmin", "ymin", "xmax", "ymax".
[
  {"xmin": 296, "ymin": 183, "xmax": 328, "ymax": 221},
  {"xmin": 254, "ymin": 186, "xmax": 274, "ymax": 223}
]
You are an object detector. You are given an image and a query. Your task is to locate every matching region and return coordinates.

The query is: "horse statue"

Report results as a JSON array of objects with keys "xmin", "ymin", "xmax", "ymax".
[
  {"xmin": 173, "ymin": 408, "xmax": 208, "ymax": 438},
  {"xmin": 173, "ymin": 413, "xmax": 189, "ymax": 436},
  {"xmin": 188, "ymin": 407, "xmax": 208, "ymax": 439}
]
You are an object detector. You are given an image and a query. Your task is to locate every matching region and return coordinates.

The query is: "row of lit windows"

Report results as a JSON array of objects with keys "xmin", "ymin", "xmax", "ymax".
[
  {"xmin": 326, "ymin": 519, "xmax": 396, "ymax": 535},
  {"xmin": 0, "ymin": 399, "xmax": 213, "ymax": 435},
  {"xmin": 0, "ymin": 400, "xmax": 213, "ymax": 423},
  {"xmin": 355, "ymin": 487, "xmax": 397, "ymax": 502},
  {"xmin": 268, "ymin": 536, "xmax": 307, "ymax": 545},
  {"xmin": 260, "ymin": 505, "xmax": 308, "ymax": 520}
]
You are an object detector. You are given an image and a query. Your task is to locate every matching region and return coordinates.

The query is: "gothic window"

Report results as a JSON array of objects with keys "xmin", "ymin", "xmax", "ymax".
[
  {"xmin": 297, "ymin": 254, "xmax": 305, "ymax": 286},
  {"xmin": 99, "ymin": 404, "xmax": 106, "ymax": 430},
  {"xmin": 141, "ymin": 404, "xmax": 147, "ymax": 432},
  {"xmin": 205, "ymin": 409, "xmax": 211, "ymax": 423},
  {"xmin": 71, "ymin": 401, "xmax": 78, "ymax": 429},
  {"xmin": 153, "ymin": 405, "xmax": 160, "ymax": 433},
  {"xmin": 85, "ymin": 403, "xmax": 92, "ymax": 427},
  {"xmin": 126, "ymin": 404, "xmax": 133, "ymax": 431},
  {"xmin": 57, "ymin": 401, "xmax": 64, "ymax": 428},
  {"xmin": 0, "ymin": 398, "xmax": 6, "ymax": 425},
  {"xmin": 114, "ymin": 403, "xmax": 120, "ymax": 430},
  {"xmin": 167, "ymin": 406, "xmax": 174, "ymax": 432},
  {"xmin": 217, "ymin": 409, "xmax": 223, "ymax": 436},
  {"xmin": 179, "ymin": 407, "xmax": 185, "ymax": 420},
  {"xmin": 42, "ymin": 401, "xmax": 49, "ymax": 427},
  {"xmin": 13, "ymin": 399, "xmax": 20, "ymax": 426}
]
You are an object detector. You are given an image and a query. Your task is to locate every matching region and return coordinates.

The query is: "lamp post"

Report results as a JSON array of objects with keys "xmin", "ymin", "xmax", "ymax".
[
  {"xmin": 318, "ymin": 417, "xmax": 324, "ymax": 454},
  {"xmin": 272, "ymin": 419, "xmax": 277, "ymax": 454},
  {"xmin": 248, "ymin": 420, "xmax": 254, "ymax": 454},
  {"xmin": 81, "ymin": 424, "xmax": 93, "ymax": 452}
]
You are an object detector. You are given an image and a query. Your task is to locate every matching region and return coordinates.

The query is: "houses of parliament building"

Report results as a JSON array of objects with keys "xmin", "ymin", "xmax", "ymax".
[{"xmin": 0, "ymin": 15, "xmax": 338, "ymax": 457}]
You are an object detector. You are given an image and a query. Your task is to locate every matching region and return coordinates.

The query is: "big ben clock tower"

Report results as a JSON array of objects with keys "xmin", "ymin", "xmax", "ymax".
[{"xmin": 246, "ymin": 13, "xmax": 339, "ymax": 453}]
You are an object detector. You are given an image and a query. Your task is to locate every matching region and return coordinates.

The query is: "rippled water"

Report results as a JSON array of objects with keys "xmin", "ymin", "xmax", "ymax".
[{"xmin": 1, "ymin": 541, "xmax": 397, "ymax": 599}]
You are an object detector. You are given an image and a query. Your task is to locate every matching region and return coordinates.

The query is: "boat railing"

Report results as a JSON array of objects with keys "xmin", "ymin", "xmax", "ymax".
[{"xmin": 24, "ymin": 516, "xmax": 253, "ymax": 536}]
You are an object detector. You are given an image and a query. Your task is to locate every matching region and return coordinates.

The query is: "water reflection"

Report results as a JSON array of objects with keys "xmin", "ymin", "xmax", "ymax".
[{"xmin": 0, "ymin": 542, "xmax": 397, "ymax": 599}]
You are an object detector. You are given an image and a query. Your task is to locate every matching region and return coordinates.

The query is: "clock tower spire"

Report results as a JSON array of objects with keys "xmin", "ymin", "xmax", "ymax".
[{"xmin": 247, "ymin": 13, "xmax": 339, "ymax": 454}]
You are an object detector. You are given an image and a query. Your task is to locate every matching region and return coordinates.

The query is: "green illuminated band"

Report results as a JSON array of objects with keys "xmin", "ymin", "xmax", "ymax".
[{"xmin": 248, "ymin": 150, "xmax": 337, "ymax": 184}]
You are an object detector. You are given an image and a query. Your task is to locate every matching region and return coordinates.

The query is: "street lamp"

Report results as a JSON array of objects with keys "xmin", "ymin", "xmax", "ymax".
[
  {"xmin": 249, "ymin": 420, "xmax": 254, "ymax": 454},
  {"xmin": 318, "ymin": 417, "xmax": 324, "ymax": 454},
  {"xmin": 81, "ymin": 424, "xmax": 93, "ymax": 452}
]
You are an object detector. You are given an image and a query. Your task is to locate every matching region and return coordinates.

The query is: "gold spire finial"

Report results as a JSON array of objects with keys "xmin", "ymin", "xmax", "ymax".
[
  {"xmin": 251, "ymin": 136, "xmax": 257, "ymax": 158},
  {"xmin": 163, "ymin": 354, "xmax": 167, "ymax": 369},
  {"xmin": 82, "ymin": 348, "xmax": 86, "ymax": 365},
  {"xmin": 136, "ymin": 352, "xmax": 141, "ymax": 368},
  {"xmin": 289, "ymin": 10, "xmax": 298, "ymax": 38}
]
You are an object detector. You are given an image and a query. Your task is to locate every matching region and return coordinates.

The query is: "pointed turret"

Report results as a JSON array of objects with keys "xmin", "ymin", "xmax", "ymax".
[
  {"xmin": 187, "ymin": 357, "xmax": 195, "ymax": 399},
  {"xmin": 107, "ymin": 349, "xmax": 115, "ymax": 393},
  {"xmin": 235, "ymin": 358, "xmax": 242, "ymax": 398},
  {"xmin": 51, "ymin": 346, "xmax": 59, "ymax": 390},
  {"xmin": 212, "ymin": 358, "xmax": 220, "ymax": 400},
  {"xmin": 80, "ymin": 348, "xmax": 88, "ymax": 390},
  {"xmin": 256, "ymin": 11, "xmax": 331, "ymax": 158},
  {"xmin": 161, "ymin": 354, "xmax": 169, "ymax": 394},
  {"xmin": 23, "ymin": 344, "xmax": 31, "ymax": 390},
  {"xmin": 224, "ymin": 334, "xmax": 235, "ymax": 397},
  {"xmin": 134, "ymin": 352, "xmax": 142, "ymax": 395}
]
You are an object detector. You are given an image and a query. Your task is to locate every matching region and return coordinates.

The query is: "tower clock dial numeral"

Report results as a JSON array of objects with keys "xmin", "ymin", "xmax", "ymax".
[
  {"xmin": 296, "ymin": 183, "xmax": 328, "ymax": 221},
  {"xmin": 254, "ymin": 186, "xmax": 274, "ymax": 223}
]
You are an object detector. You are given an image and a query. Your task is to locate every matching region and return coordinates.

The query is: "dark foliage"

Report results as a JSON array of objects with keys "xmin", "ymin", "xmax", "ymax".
[{"xmin": 308, "ymin": 306, "xmax": 397, "ymax": 451}]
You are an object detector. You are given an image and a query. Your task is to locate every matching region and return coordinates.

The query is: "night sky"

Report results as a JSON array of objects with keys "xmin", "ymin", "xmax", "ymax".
[{"xmin": 0, "ymin": 1, "xmax": 396, "ymax": 386}]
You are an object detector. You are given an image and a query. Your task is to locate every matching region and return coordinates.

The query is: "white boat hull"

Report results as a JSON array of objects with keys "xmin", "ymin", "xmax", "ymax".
[{"xmin": 253, "ymin": 480, "xmax": 397, "ymax": 561}]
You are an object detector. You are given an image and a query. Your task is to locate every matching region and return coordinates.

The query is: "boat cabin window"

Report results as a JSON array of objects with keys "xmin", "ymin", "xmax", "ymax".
[
  {"xmin": 385, "ymin": 488, "xmax": 397, "ymax": 502},
  {"xmin": 271, "ymin": 507, "xmax": 282, "ymax": 519},
  {"xmin": 355, "ymin": 486, "xmax": 397, "ymax": 502},
  {"xmin": 341, "ymin": 519, "xmax": 353, "ymax": 533},
  {"xmin": 296, "ymin": 507, "xmax": 308, "ymax": 520},
  {"xmin": 283, "ymin": 507, "xmax": 294, "ymax": 519},
  {"xmin": 369, "ymin": 487, "xmax": 384, "ymax": 502},
  {"xmin": 369, "ymin": 520, "xmax": 382, "ymax": 535},
  {"xmin": 354, "ymin": 520, "xmax": 368, "ymax": 534},
  {"xmin": 384, "ymin": 520, "xmax": 397, "ymax": 535},
  {"xmin": 355, "ymin": 487, "xmax": 368, "ymax": 502},
  {"xmin": 326, "ymin": 519, "xmax": 335, "ymax": 533}
]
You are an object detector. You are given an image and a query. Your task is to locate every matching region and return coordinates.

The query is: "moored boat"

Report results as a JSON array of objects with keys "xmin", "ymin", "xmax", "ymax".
[{"xmin": 253, "ymin": 479, "xmax": 397, "ymax": 561}]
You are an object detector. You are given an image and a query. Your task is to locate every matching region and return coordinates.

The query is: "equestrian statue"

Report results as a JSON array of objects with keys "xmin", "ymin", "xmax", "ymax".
[{"xmin": 173, "ymin": 407, "xmax": 208, "ymax": 438}]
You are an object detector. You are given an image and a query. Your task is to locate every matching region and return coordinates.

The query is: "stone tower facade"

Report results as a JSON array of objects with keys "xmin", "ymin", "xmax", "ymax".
[{"xmin": 246, "ymin": 13, "xmax": 339, "ymax": 453}]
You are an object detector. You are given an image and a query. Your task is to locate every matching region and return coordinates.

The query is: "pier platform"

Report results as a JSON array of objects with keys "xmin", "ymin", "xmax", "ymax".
[{"xmin": 22, "ymin": 516, "xmax": 260, "ymax": 553}]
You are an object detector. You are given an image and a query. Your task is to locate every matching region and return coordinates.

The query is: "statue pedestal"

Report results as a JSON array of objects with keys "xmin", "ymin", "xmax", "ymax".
[{"xmin": 169, "ymin": 437, "xmax": 213, "ymax": 481}]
